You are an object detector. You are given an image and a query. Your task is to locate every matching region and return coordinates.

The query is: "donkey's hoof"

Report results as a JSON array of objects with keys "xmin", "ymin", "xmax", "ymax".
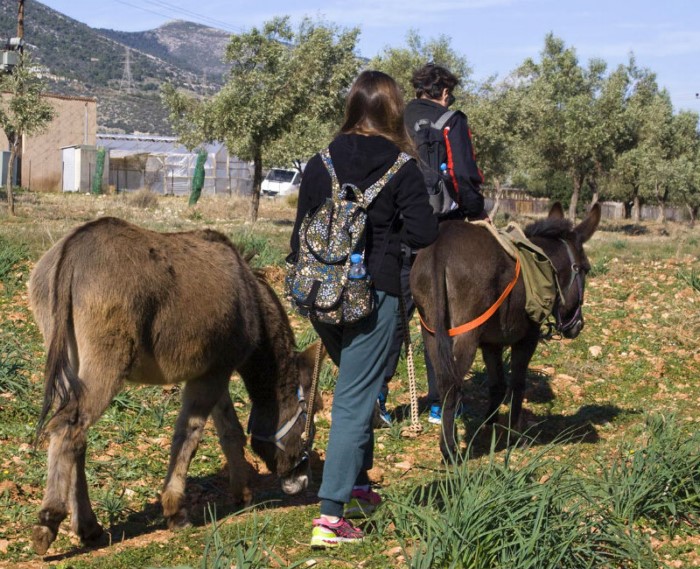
[
  {"xmin": 32, "ymin": 524, "xmax": 57, "ymax": 556},
  {"xmin": 167, "ymin": 509, "xmax": 191, "ymax": 530},
  {"xmin": 80, "ymin": 523, "xmax": 106, "ymax": 546},
  {"xmin": 235, "ymin": 486, "xmax": 253, "ymax": 508}
]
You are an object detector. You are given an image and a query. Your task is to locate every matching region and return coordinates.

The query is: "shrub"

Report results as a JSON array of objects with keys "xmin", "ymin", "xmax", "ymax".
[
  {"xmin": 127, "ymin": 188, "xmax": 160, "ymax": 209},
  {"xmin": 229, "ymin": 228, "xmax": 279, "ymax": 268}
]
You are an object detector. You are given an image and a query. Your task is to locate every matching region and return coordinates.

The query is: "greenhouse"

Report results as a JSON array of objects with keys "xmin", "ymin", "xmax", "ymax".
[{"xmin": 97, "ymin": 134, "xmax": 252, "ymax": 196}]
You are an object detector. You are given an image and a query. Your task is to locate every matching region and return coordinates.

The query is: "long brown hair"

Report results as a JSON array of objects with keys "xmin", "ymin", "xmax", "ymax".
[{"xmin": 339, "ymin": 70, "xmax": 415, "ymax": 156}]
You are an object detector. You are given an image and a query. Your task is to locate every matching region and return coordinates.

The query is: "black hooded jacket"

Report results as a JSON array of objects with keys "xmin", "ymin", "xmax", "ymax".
[
  {"xmin": 290, "ymin": 134, "xmax": 438, "ymax": 296},
  {"xmin": 404, "ymin": 98, "xmax": 485, "ymax": 220}
]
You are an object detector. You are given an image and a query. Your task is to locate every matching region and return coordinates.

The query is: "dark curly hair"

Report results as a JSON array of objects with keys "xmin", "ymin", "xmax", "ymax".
[{"xmin": 411, "ymin": 63, "xmax": 459, "ymax": 100}]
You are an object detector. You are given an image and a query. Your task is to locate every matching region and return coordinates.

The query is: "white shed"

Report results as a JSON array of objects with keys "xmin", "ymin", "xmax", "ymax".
[{"xmin": 61, "ymin": 145, "xmax": 109, "ymax": 193}]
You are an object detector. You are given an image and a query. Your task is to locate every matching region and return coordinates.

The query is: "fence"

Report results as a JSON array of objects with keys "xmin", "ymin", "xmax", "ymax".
[
  {"xmin": 484, "ymin": 190, "xmax": 692, "ymax": 223},
  {"xmin": 109, "ymin": 168, "xmax": 253, "ymax": 197}
]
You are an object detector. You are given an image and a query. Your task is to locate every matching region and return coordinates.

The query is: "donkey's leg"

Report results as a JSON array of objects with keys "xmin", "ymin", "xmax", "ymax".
[
  {"xmin": 32, "ymin": 401, "xmax": 79, "ymax": 555},
  {"xmin": 509, "ymin": 330, "xmax": 540, "ymax": 429},
  {"xmin": 440, "ymin": 336, "xmax": 478, "ymax": 460},
  {"xmin": 161, "ymin": 376, "xmax": 223, "ymax": 529},
  {"xmin": 33, "ymin": 377, "xmax": 119, "ymax": 554},
  {"xmin": 67, "ymin": 355, "xmax": 126, "ymax": 546},
  {"xmin": 211, "ymin": 387, "xmax": 252, "ymax": 507},
  {"xmin": 481, "ymin": 344, "xmax": 506, "ymax": 424}
]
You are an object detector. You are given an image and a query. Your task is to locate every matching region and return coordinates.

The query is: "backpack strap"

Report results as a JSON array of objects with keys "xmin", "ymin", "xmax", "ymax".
[
  {"xmin": 363, "ymin": 153, "xmax": 412, "ymax": 204},
  {"xmin": 319, "ymin": 148, "xmax": 412, "ymax": 206},
  {"xmin": 433, "ymin": 110, "xmax": 456, "ymax": 130},
  {"xmin": 413, "ymin": 110, "xmax": 456, "ymax": 132},
  {"xmin": 319, "ymin": 147, "xmax": 340, "ymax": 191}
]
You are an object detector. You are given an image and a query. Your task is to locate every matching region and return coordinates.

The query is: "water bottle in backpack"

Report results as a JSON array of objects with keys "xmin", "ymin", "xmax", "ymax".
[{"xmin": 347, "ymin": 253, "xmax": 367, "ymax": 279}]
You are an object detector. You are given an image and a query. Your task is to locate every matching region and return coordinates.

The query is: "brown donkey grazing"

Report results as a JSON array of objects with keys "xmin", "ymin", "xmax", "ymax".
[
  {"xmin": 29, "ymin": 217, "xmax": 320, "ymax": 555},
  {"xmin": 411, "ymin": 203, "xmax": 601, "ymax": 459}
]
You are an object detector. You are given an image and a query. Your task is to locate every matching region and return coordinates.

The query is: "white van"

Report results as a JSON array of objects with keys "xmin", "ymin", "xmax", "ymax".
[{"xmin": 261, "ymin": 168, "xmax": 301, "ymax": 197}]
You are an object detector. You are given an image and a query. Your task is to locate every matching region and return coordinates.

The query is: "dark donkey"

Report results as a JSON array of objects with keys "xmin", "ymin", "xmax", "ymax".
[
  {"xmin": 411, "ymin": 203, "xmax": 601, "ymax": 458},
  {"xmin": 29, "ymin": 217, "xmax": 320, "ymax": 555}
]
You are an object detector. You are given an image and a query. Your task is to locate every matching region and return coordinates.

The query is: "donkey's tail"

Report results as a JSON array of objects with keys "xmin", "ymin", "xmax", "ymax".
[
  {"xmin": 430, "ymin": 251, "xmax": 459, "ymax": 391},
  {"xmin": 34, "ymin": 243, "xmax": 82, "ymax": 443}
]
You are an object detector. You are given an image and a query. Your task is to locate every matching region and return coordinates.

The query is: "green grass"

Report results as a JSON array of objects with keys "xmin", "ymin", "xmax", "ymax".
[
  {"xmin": 0, "ymin": 194, "xmax": 698, "ymax": 568},
  {"xmin": 382, "ymin": 429, "xmax": 661, "ymax": 569}
]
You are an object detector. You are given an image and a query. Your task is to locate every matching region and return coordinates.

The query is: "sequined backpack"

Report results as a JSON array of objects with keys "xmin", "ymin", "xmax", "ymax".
[{"xmin": 286, "ymin": 148, "xmax": 411, "ymax": 325}]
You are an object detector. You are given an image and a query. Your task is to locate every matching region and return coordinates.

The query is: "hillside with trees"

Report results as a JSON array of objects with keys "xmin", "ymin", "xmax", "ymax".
[
  {"xmin": 0, "ymin": 0, "xmax": 224, "ymax": 134},
  {"xmin": 0, "ymin": 1, "xmax": 697, "ymax": 221}
]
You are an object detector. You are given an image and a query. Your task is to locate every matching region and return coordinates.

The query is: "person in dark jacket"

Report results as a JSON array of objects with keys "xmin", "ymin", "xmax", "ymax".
[
  {"xmin": 290, "ymin": 70, "xmax": 438, "ymax": 548},
  {"xmin": 378, "ymin": 63, "xmax": 487, "ymax": 427}
]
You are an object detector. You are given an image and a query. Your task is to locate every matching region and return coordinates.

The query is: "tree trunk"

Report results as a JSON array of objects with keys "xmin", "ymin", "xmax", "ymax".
[
  {"xmin": 655, "ymin": 184, "xmax": 667, "ymax": 224},
  {"xmin": 489, "ymin": 179, "xmax": 502, "ymax": 219},
  {"xmin": 632, "ymin": 186, "xmax": 641, "ymax": 223},
  {"xmin": 5, "ymin": 141, "xmax": 18, "ymax": 216},
  {"xmin": 568, "ymin": 173, "xmax": 582, "ymax": 220},
  {"xmin": 685, "ymin": 203, "xmax": 696, "ymax": 228},
  {"xmin": 249, "ymin": 151, "xmax": 263, "ymax": 223}
]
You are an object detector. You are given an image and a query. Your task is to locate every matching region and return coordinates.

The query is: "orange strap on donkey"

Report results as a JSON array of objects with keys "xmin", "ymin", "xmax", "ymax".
[{"xmin": 419, "ymin": 253, "xmax": 521, "ymax": 337}]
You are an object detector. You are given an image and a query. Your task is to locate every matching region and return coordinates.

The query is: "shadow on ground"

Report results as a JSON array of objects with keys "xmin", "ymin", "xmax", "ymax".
[{"xmin": 42, "ymin": 451, "xmax": 324, "ymax": 560}]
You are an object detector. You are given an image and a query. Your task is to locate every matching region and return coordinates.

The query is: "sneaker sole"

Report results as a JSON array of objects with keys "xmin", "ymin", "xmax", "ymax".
[{"xmin": 310, "ymin": 535, "xmax": 364, "ymax": 548}]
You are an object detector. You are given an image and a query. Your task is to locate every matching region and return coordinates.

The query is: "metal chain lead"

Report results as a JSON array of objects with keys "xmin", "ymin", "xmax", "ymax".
[
  {"xmin": 302, "ymin": 340, "xmax": 323, "ymax": 444},
  {"xmin": 400, "ymin": 293, "xmax": 422, "ymax": 436}
]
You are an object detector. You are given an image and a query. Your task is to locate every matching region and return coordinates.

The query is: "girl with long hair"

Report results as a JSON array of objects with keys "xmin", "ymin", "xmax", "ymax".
[{"xmin": 290, "ymin": 70, "xmax": 438, "ymax": 547}]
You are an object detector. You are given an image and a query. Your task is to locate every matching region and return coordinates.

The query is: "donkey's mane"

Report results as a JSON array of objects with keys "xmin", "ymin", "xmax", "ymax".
[{"xmin": 524, "ymin": 217, "xmax": 574, "ymax": 240}]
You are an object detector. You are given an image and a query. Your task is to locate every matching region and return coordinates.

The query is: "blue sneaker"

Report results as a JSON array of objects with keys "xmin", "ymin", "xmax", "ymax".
[
  {"xmin": 375, "ymin": 391, "xmax": 392, "ymax": 427},
  {"xmin": 429, "ymin": 402, "xmax": 466, "ymax": 425},
  {"xmin": 428, "ymin": 403, "xmax": 442, "ymax": 425}
]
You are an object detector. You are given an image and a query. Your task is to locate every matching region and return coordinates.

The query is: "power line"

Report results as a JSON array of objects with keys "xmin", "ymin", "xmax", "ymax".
[
  {"xmin": 112, "ymin": 0, "xmax": 243, "ymax": 34},
  {"xmin": 140, "ymin": 0, "xmax": 245, "ymax": 33}
]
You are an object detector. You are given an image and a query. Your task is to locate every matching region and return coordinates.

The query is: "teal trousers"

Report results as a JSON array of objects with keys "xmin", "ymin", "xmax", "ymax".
[{"xmin": 312, "ymin": 291, "xmax": 398, "ymax": 517}]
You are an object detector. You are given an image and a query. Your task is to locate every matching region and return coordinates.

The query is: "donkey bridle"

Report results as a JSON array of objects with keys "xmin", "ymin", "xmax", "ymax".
[
  {"xmin": 551, "ymin": 238, "xmax": 586, "ymax": 335},
  {"xmin": 247, "ymin": 386, "xmax": 313, "ymax": 474}
]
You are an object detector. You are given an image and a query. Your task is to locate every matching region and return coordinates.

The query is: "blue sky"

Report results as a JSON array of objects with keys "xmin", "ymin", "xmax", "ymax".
[{"xmin": 38, "ymin": 0, "xmax": 700, "ymax": 113}]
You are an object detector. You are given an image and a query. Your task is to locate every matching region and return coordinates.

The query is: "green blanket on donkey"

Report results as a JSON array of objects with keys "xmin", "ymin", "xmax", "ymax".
[{"xmin": 472, "ymin": 220, "xmax": 561, "ymax": 324}]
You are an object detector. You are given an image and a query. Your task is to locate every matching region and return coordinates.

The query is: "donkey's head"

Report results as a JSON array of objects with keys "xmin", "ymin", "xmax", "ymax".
[
  {"xmin": 547, "ymin": 202, "xmax": 600, "ymax": 338},
  {"xmin": 248, "ymin": 341, "xmax": 323, "ymax": 495},
  {"xmin": 538, "ymin": 202, "xmax": 601, "ymax": 339}
]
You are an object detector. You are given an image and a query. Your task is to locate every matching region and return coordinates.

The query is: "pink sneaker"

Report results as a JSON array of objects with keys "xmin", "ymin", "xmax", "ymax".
[
  {"xmin": 310, "ymin": 517, "xmax": 364, "ymax": 548},
  {"xmin": 344, "ymin": 487, "xmax": 382, "ymax": 519}
]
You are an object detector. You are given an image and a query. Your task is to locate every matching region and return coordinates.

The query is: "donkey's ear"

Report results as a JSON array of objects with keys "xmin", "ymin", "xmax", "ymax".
[
  {"xmin": 300, "ymin": 340, "xmax": 326, "ymax": 373},
  {"xmin": 574, "ymin": 203, "xmax": 601, "ymax": 243},
  {"xmin": 548, "ymin": 202, "xmax": 565, "ymax": 219}
]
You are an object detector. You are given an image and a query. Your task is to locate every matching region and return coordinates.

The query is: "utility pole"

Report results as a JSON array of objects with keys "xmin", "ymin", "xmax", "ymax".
[
  {"xmin": 119, "ymin": 47, "xmax": 134, "ymax": 94},
  {"xmin": 1, "ymin": 1, "xmax": 24, "ymax": 73},
  {"xmin": 17, "ymin": 0, "xmax": 25, "ymax": 41},
  {"xmin": 15, "ymin": 0, "xmax": 25, "ymax": 189}
]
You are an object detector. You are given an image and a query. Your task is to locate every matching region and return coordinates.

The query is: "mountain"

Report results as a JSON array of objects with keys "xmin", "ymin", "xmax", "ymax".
[
  {"xmin": 98, "ymin": 21, "xmax": 232, "ymax": 85},
  {"xmin": 0, "ymin": 0, "xmax": 230, "ymax": 134}
]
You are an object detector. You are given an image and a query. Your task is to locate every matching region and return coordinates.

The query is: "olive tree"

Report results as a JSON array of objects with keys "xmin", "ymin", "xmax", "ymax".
[
  {"xmin": 0, "ymin": 53, "xmax": 55, "ymax": 216},
  {"xmin": 467, "ymin": 76, "xmax": 522, "ymax": 216},
  {"xmin": 369, "ymin": 30, "xmax": 472, "ymax": 100},
  {"xmin": 514, "ymin": 34, "xmax": 610, "ymax": 219},
  {"xmin": 163, "ymin": 16, "xmax": 360, "ymax": 222}
]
